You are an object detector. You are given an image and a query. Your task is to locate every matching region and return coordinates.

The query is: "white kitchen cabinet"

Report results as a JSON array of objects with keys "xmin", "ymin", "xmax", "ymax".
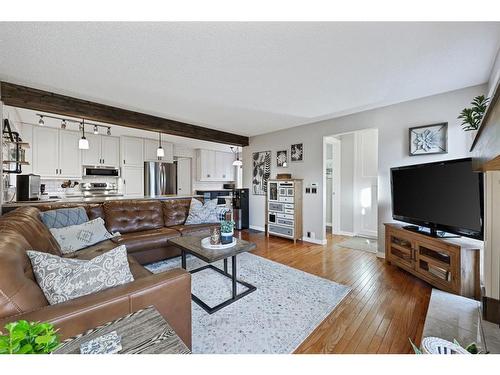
[
  {"xmin": 58, "ymin": 130, "xmax": 82, "ymax": 178},
  {"xmin": 196, "ymin": 149, "xmax": 235, "ymax": 181},
  {"xmin": 33, "ymin": 127, "xmax": 82, "ymax": 178},
  {"xmin": 33, "ymin": 127, "xmax": 59, "ymax": 177},
  {"xmin": 144, "ymin": 138, "xmax": 174, "ymax": 163},
  {"xmin": 122, "ymin": 166, "xmax": 144, "ymax": 196},
  {"xmin": 83, "ymin": 135, "xmax": 120, "ymax": 167},
  {"xmin": 121, "ymin": 136, "xmax": 144, "ymax": 167}
]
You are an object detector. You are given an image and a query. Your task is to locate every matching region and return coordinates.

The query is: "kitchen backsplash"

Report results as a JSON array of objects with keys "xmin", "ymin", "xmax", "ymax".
[{"xmin": 42, "ymin": 177, "xmax": 119, "ymax": 195}]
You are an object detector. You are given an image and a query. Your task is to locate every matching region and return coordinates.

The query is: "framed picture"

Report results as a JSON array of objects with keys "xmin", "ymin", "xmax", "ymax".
[
  {"xmin": 252, "ymin": 151, "xmax": 271, "ymax": 195},
  {"xmin": 290, "ymin": 143, "xmax": 304, "ymax": 162},
  {"xmin": 276, "ymin": 150, "xmax": 288, "ymax": 167},
  {"xmin": 409, "ymin": 123, "xmax": 448, "ymax": 156}
]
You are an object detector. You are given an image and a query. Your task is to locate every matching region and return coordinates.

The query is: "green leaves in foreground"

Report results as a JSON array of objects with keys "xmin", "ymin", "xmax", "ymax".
[{"xmin": 0, "ymin": 320, "xmax": 60, "ymax": 354}]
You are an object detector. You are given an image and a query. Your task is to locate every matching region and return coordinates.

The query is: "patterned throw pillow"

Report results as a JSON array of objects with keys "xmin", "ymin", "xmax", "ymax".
[
  {"xmin": 185, "ymin": 198, "xmax": 219, "ymax": 225},
  {"xmin": 49, "ymin": 217, "xmax": 117, "ymax": 254},
  {"xmin": 40, "ymin": 207, "xmax": 89, "ymax": 229},
  {"xmin": 27, "ymin": 245, "xmax": 134, "ymax": 305},
  {"xmin": 216, "ymin": 206, "xmax": 231, "ymax": 221}
]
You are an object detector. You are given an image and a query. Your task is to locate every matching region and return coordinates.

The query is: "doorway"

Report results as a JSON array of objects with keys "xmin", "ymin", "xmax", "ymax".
[{"xmin": 323, "ymin": 129, "xmax": 378, "ymax": 250}]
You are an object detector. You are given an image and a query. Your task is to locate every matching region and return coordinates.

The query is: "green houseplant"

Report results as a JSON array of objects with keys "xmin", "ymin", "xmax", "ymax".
[
  {"xmin": 0, "ymin": 320, "xmax": 60, "ymax": 354},
  {"xmin": 220, "ymin": 220, "xmax": 235, "ymax": 245},
  {"xmin": 458, "ymin": 95, "xmax": 490, "ymax": 131}
]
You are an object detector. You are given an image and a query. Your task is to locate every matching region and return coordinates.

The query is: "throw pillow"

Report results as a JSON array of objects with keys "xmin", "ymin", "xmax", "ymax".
[
  {"xmin": 40, "ymin": 207, "xmax": 89, "ymax": 229},
  {"xmin": 216, "ymin": 206, "xmax": 231, "ymax": 221},
  {"xmin": 49, "ymin": 217, "xmax": 117, "ymax": 254},
  {"xmin": 27, "ymin": 245, "xmax": 134, "ymax": 305},
  {"xmin": 185, "ymin": 198, "xmax": 219, "ymax": 224}
]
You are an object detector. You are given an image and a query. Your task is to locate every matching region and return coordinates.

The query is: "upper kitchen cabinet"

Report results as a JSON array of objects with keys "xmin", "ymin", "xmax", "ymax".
[
  {"xmin": 33, "ymin": 127, "xmax": 81, "ymax": 178},
  {"xmin": 144, "ymin": 138, "xmax": 174, "ymax": 163},
  {"xmin": 121, "ymin": 136, "xmax": 144, "ymax": 167},
  {"xmin": 82, "ymin": 134, "xmax": 120, "ymax": 167},
  {"xmin": 196, "ymin": 149, "xmax": 235, "ymax": 181}
]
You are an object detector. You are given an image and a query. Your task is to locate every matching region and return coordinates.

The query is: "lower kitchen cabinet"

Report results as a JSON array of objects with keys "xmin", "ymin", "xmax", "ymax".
[{"xmin": 122, "ymin": 166, "xmax": 144, "ymax": 196}]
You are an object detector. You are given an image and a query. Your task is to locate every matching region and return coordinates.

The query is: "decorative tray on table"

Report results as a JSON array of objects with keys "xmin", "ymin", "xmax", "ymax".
[{"xmin": 201, "ymin": 237, "xmax": 237, "ymax": 249}]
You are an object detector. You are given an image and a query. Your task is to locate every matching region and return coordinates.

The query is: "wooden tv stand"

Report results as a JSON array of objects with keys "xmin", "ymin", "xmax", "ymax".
[{"xmin": 384, "ymin": 223, "xmax": 481, "ymax": 299}]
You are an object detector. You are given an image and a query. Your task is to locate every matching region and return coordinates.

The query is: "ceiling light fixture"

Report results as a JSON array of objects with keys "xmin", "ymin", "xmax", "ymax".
[
  {"xmin": 231, "ymin": 147, "xmax": 243, "ymax": 166},
  {"xmin": 93, "ymin": 125, "xmax": 99, "ymax": 134},
  {"xmin": 157, "ymin": 132, "xmax": 164, "ymax": 158},
  {"xmin": 78, "ymin": 120, "xmax": 89, "ymax": 150},
  {"xmin": 107, "ymin": 127, "xmax": 111, "ymax": 136},
  {"xmin": 61, "ymin": 119, "xmax": 67, "ymax": 129},
  {"xmin": 38, "ymin": 116, "xmax": 44, "ymax": 126}
]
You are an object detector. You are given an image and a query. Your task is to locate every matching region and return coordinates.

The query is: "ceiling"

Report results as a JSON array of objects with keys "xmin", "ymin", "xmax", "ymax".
[{"xmin": 1, "ymin": 22, "xmax": 499, "ymax": 137}]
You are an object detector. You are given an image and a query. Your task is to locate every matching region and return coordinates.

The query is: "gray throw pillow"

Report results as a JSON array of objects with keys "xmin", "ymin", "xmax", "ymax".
[
  {"xmin": 185, "ymin": 198, "xmax": 219, "ymax": 224},
  {"xmin": 27, "ymin": 245, "xmax": 134, "ymax": 305},
  {"xmin": 40, "ymin": 207, "xmax": 89, "ymax": 229},
  {"xmin": 49, "ymin": 217, "xmax": 118, "ymax": 254}
]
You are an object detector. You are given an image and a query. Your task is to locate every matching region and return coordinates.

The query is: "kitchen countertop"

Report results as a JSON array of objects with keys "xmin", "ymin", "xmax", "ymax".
[{"xmin": 2, "ymin": 194, "xmax": 203, "ymax": 207}]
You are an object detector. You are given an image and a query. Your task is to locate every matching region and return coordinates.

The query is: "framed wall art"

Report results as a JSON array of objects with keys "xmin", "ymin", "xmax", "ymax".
[
  {"xmin": 252, "ymin": 151, "xmax": 271, "ymax": 195},
  {"xmin": 290, "ymin": 143, "xmax": 304, "ymax": 162},
  {"xmin": 409, "ymin": 123, "xmax": 448, "ymax": 156},
  {"xmin": 276, "ymin": 150, "xmax": 288, "ymax": 167}
]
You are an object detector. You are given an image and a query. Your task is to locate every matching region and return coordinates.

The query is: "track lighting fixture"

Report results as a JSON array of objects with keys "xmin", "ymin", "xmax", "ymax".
[
  {"xmin": 107, "ymin": 127, "xmax": 111, "ymax": 136},
  {"xmin": 38, "ymin": 116, "xmax": 45, "ymax": 126},
  {"xmin": 93, "ymin": 125, "xmax": 99, "ymax": 134},
  {"xmin": 157, "ymin": 132, "xmax": 164, "ymax": 158},
  {"xmin": 61, "ymin": 119, "xmax": 67, "ymax": 129},
  {"xmin": 78, "ymin": 120, "xmax": 89, "ymax": 150}
]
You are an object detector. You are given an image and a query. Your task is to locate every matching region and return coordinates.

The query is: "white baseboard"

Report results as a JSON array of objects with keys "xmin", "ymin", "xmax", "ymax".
[
  {"xmin": 326, "ymin": 222, "xmax": 332, "ymax": 227},
  {"xmin": 334, "ymin": 231, "xmax": 355, "ymax": 237},
  {"xmin": 376, "ymin": 251, "xmax": 385, "ymax": 259},
  {"xmin": 249, "ymin": 225, "xmax": 265, "ymax": 232},
  {"xmin": 302, "ymin": 237, "xmax": 328, "ymax": 245}
]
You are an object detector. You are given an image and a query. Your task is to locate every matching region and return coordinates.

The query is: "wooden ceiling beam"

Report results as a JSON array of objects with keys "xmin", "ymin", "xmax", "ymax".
[{"xmin": 0, "ymin": 81, "xmax": 249, "ymax": 147}]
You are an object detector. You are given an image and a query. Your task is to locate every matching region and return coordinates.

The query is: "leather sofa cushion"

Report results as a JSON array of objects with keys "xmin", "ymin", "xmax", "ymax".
[
  {"xmin": 0, "ymin": 229, "xmax": 49, "ymax": 319},
  {"xmin": 103, "ymin": 200, "xmax": 165, "ymax": 234},
  {"xmin": 0, "ymin": 206, "xmax": 62, "ymax": 255},
  {"xmin": 171, "ymin": 223, "xmax": 219, "ymax": 237},
  {"xmin": 162, "ymin": 198, "xmax": 193, "ymax": 227},
  {"xmin": 112, "ymin": 228, "xmax": 180, "ymax": 253}
]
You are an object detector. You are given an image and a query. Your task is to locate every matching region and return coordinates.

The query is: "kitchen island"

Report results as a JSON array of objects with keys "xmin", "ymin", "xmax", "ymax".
[{"xmin": 1, "ymin": 194, "xmax": 203, "ymax": 214}]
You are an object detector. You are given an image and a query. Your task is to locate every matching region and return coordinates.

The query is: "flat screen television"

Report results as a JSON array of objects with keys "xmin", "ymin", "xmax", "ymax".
[{"xmin": 390, "ymin": 158, "xmax": 483, "ymax": 240}]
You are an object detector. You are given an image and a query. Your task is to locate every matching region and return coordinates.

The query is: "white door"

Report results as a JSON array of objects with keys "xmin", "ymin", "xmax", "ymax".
[
  {"xmin": 121, "ymin": 136, "xmax": 144, "ymax": 167},
  {"xmin": 331, "ymin": 139, "xmax": 341, "ymax": 234},
  {"xmin": 122, "ymin": 166, "xmax": 144, "ymax": 196},
  {"xmin": 177, "ymin": 158, "xmax": 192, "ymax": 195},
  {"xmin": 353, "ymin": 129, "xmax": 378, "ymax": 239},
  {"xmin": 101, "ymin": 136, "xmax": 120, "ymax": 167},
  {"xmin": 81, "ymin": 133, "xmax": 101, "ymax": 166},
  {"xmin": 144, "ymin": 138, "xmax": 159, "ymax": 162},
  {"xmin": 33, "ymin": 127, "xmax": 59, "ymax": 177},
  {"xmin": 59, "ymin": 130, "xmax": 82, "ymax": 178}
]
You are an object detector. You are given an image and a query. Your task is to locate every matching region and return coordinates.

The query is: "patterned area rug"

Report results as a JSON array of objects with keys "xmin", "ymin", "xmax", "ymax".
[
  {"xmin": 145, "ymin": 253, "xmax": 350, "ymax": 354},
  {"xmin": 335, "ymin": 236, "xmax": 378, "ymax": 253}
]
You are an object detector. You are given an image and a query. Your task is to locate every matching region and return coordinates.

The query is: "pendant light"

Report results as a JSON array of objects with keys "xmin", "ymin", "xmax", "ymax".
[
  {"xmin": 93, "ymin": 125, "xmax": 99, "ymax": 134},
  {"xmin": 231, "ymin": 147, "xmax": 243, "ymax": 166},
  {"xmin": 78, "ymin": 120, "xmax": 89, "ymax": 150},
  {"xmin": 157, "ymin": 132, "xmax": 164, "ymax": 158},
  {"xmin": 61, "ymin": 119, "xmax": 67, "ymax": 129}
]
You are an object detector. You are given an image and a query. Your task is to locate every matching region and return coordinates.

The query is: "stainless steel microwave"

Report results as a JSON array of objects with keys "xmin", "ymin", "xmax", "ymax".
[{"xmin": 82, "ymin": 166, "xmax": 120, "ymax": 177}]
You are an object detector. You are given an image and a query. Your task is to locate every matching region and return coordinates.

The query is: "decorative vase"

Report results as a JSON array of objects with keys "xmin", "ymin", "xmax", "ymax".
[
  {"xmin": 210, "ymin": 227, "xmax": 221, "ymax": 245},
  {"xmin": 220, "ymin": 229, "xmax": 234, "ymax": 245}
]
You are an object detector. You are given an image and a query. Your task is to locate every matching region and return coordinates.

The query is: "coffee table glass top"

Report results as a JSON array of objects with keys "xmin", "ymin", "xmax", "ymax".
[{"xmin": 168, "ymin": 235, "xmax": 256, "ymax": 263}]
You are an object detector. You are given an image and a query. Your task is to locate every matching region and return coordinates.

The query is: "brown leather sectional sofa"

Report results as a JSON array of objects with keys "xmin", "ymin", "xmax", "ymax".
[{"xmin": 0, "ymin": 198, "xmax": 219, "ymax": 349}]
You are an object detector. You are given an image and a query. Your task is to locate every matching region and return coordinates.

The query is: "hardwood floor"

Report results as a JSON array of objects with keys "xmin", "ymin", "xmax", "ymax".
[{"xmin": 237, "ymin": 230, "xmax": 432, "ymax": 354}]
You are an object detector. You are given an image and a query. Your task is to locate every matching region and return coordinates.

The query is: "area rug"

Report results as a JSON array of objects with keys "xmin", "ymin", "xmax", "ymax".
[
  {"xmin": 145, "ymin": 253, "xmax": 350, "ymax": 354},
  {"xmin": 335, "ymin": 236, "xmax": 378, "ymax": 253}
]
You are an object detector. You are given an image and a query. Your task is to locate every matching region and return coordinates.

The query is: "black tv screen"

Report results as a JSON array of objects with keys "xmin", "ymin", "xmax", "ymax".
[{"xmin": 391, "ymin": 158, "xmax": 483, "ymax": 239}]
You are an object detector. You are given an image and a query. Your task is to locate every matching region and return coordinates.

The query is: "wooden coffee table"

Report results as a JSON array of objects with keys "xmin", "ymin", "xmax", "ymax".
[{"xmin": 168, "ymin": 235, "xmax": 257, "ymax": 314}]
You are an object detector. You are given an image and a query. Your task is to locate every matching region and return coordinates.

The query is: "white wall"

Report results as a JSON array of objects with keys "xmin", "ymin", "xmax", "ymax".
[
  {"xmin": 488, "ymin": 47, "xmax": 500, "ymax": 96},
  {"xmin": 243, "ymin": 84, "xmax": 487, "ymax": 254}
]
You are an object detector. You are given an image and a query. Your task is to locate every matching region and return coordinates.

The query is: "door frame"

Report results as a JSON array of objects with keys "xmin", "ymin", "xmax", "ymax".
[{"xmin": 325, "ymin": 137, "xmax": 341, "ymax": 234}]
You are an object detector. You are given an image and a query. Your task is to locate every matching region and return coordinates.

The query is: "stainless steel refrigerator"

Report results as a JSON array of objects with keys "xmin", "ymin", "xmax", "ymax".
[{"xmin": 144, "ymin": 161, "xmax": 177, "ymax": 196}]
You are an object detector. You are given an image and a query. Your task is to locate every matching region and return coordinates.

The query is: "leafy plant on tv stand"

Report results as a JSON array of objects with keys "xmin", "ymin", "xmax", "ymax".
[{"xmin": 0, "ymin": 320, "xmax": 60, "ymax": 354}]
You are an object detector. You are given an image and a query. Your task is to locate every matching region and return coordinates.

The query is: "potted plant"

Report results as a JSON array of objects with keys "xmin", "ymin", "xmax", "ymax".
[
  {"xmin": 220, "ymin": 220, "xmax": 235, "ymax": 245},
  {"xmin": 0, "ymin": 320, "xmax": 60, "ymax": 354},
  {"xmin": 458, "ymin": 95, "xmax": 490, "ymax": 145}
]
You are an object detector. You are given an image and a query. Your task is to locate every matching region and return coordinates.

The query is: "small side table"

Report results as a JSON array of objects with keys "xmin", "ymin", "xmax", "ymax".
[{"xmin": 53, "ymin": 306, "xmax": 190, "ymax": 354}]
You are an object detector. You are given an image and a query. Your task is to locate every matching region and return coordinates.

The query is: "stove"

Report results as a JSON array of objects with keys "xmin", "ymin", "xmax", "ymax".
[{"xmin": 79, "ymin": 182, "xmax": 122, "ymax": 197}]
